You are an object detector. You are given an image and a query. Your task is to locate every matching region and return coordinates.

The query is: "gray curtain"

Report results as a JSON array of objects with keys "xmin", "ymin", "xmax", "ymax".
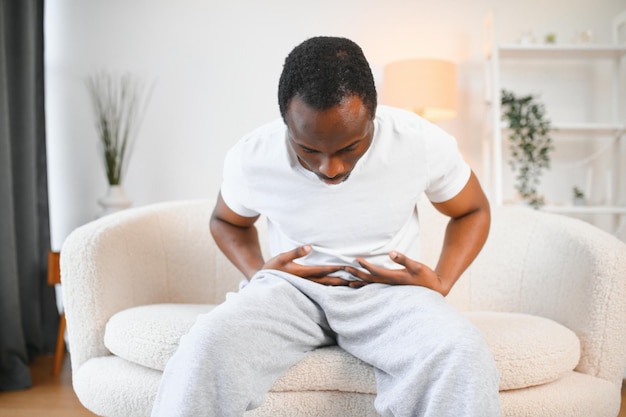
[{"xmin": 0, "ymin": 0, "xmax": 58, "ymax": 391}]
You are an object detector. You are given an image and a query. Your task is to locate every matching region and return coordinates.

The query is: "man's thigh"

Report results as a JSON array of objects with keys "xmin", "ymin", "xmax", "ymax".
[
  {"xmin": 322, "ymin": 284, "xmax": 483, "ymax": 365},
  {"xmin": 190, "ymin": 271, "xmax": 336, "ymax": 350}
]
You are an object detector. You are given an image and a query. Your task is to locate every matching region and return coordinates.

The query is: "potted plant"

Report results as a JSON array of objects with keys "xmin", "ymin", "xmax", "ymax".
[
  {"xmin": 572, "ymin": 186, "xmax": 586, "ymax": 206},
  {"xmin": 501, "ymin": 89, "xmax": 554, "ymax": 208},
  {"xmin": 86, "ymin": 72, "xmax": 153, "ymax": 215}
]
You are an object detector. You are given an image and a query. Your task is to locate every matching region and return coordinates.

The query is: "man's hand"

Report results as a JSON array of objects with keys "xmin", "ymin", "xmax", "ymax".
[
  {"xmin": 262, "ymin": 245, "xmax": 354, "ymax": 286},
  {"xmin": 344, "ymin": 251, "xmax": 444, "ymax": 294}
]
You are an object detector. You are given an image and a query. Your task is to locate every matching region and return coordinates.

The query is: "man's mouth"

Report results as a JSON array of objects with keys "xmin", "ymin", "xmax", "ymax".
[{"xmin": 319, "ymin": 173, "xmax": 350, "ymax": 185}]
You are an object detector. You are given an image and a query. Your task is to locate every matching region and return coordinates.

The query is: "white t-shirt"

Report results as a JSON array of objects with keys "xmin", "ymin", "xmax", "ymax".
[{"xmin": 220, "ymin": 105, "xmax": 470, "ymax": 274}]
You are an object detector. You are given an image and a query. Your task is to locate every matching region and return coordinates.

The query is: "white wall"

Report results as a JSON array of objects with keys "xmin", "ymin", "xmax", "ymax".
[{"xmin": 45, "ymin": 0, "xmax": 625, "ymax": 249}]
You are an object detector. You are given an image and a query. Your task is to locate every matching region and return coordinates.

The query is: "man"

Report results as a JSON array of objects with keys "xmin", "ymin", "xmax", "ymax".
[{"xmin": 152, "ymin": 36, "xmax": 500, "ymax": 417}]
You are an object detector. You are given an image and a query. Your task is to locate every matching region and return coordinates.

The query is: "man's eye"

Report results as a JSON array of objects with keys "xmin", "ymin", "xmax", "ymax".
[{"xmin": 302, "ymin": 148, "xmax": 318, "ymax": 154}]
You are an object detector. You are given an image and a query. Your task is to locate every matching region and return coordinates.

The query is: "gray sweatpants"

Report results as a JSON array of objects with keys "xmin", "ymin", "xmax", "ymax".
[{"xmin": 151, "ymin": 270, "xmax": 501, "ymax": 417}]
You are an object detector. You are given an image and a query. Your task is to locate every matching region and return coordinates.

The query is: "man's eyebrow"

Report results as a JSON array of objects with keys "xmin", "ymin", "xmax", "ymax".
[
  {"xmin": 338, "ymin": 139, "xmax": 361, "ymax": 151},
  {"xmin": 288, "ymin": 135, "xmax": 317, "ymax": 152},
  {"xmin": 297, "ymin": 139, "xmax": 361, "ymax": 153},
  {"xmin": 297, "ymin": 143, "xmax": 319, "ymax": 152}
]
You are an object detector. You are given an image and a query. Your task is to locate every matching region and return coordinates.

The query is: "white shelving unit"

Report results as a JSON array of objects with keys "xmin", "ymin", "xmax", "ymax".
[{"xmin": 483, "ymin": 11, "xmax": 626, "ymax": 237}]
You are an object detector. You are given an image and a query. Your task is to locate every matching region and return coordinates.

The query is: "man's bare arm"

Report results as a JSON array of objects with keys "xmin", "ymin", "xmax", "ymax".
[
  {"xmin": 210, "ymin": 193, "xmax": 264, "ymax": 280},
  {"xmin": 431, "ymin": 171, "xmax": 490, "ymax": 295}
]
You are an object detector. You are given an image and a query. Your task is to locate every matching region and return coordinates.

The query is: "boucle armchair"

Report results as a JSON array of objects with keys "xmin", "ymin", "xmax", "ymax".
[{"xmin": 61, "ymin": 199, "xmax": 626, "ymax": 417}]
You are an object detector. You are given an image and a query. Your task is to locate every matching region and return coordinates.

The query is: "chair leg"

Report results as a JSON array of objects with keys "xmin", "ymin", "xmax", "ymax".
[{"xmin": 52, "ymin": 312, "xmax": 66, "ymax": 377}]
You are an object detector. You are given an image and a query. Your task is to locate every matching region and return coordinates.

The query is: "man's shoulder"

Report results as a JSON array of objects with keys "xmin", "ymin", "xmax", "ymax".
[
  {"xmin": 228, "ymin": 118, "xmax": 288, "ymax": 166},
  {"xmin": 376, "ymin": 105, "xmax": 422, "ymax": 124},
  {"xmin": 374, "ymin": 105, "xmax": 428, "ymax": 138},
  {"xmin": 375, "ymin": 105, "xmax": 454, "ymax": 146}
]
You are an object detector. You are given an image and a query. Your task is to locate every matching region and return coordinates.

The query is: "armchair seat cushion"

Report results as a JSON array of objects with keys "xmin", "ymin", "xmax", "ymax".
[
  {"xmin": 104, "ymin": 303, "xmax": 580, "ymax": 393},
  {"xmin": 104, "ymin": 304, "xmax": 216, "ymax": 372}
]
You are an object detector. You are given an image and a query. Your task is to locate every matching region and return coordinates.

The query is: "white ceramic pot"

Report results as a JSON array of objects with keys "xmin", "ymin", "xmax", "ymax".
[{"xmin": 98, "ymin": 185, "xmax": 132, "ymax": 217}]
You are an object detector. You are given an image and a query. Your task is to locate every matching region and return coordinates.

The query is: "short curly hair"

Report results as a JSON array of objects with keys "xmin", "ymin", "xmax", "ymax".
[{"xmin": 278, "ymin": 36, "xmax": 377, "ymax": 121}]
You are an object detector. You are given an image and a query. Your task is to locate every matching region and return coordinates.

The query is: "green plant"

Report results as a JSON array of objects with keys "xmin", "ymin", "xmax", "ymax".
[
  {"xmin": 573, "ymin": 186, "xmax": 585, "ymax": 199},
  {"xmin": 501, "ymin": 89, "xmax": 553, "ymax": 208},
  {"xmin": 86, "ymin": 72, "xmax": 153, "ymax": 185}
]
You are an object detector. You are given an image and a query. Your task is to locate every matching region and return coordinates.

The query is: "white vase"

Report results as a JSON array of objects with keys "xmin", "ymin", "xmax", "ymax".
[{"xmin": 98, "ymin": 185, "xmax": 132, "ymax": 217}]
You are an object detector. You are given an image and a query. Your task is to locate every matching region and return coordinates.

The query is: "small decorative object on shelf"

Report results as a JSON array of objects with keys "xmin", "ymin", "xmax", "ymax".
[
  {"xmin": 500, "ymin": 89, "xmax": 554, "ymax": 209},
  {"xmin": 86, "ymin": 71, "xmax": 154, "ymax": 216},
  {"xmin": 518, "ymin": 31, "xmax": 536, "ymax": 45},
  {"xmin": 573, "ymin": 29, "xmax": 594, "ymax": 44},
  {"xmin": 544, "ymin": 33, "xmax": 557, "ymax": 44},
  {"xmin": 572, "ymin": 186, "xmax": 586, "ymax": 206}
]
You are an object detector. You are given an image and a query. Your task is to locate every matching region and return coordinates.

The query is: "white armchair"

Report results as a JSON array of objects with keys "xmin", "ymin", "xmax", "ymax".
[{"xmin": 61, "ymin": 199, "xmax": 626, "ymax": 417}]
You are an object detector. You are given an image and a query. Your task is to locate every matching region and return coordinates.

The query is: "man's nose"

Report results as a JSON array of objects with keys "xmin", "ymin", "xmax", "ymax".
[{"xmin": 318, "ymin": 156, "xmax": 345, "ymax": 179}]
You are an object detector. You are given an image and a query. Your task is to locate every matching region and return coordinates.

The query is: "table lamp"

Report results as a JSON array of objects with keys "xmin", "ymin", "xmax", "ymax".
[{"xmin": 381, "ymin": 58, "xmax": 457, "ymax": 122}]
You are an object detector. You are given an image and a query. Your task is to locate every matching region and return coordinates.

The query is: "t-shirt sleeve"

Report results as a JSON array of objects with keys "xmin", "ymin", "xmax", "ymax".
[
  {"xmin": 423, "ymin": 123, "xmax": 471, "ymax": 203},
  {"xmin": 219, "ymin": 141, "xmax": 260, "ymax": 218}
]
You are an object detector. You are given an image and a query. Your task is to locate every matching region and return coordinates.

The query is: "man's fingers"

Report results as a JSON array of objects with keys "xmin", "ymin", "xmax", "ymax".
[
  {"xmin": 348, "ymin": 280, "xmax": 368, "ymax": 288},
  {"xmin": 389, "ymin": 251, "xmax": 424, "ymax": 276},
  {"xmin": 306, "ymin": 276, "xmax": 369, "ymax": 287},
  {"xmin": 287, "ymin": 245, "xmax": 311, "ymax": 261},
  {"xmin": 343, "ymin": 264, "xmax": 371, "ymax": 281},
  {"xmin": 355, "ymin": 257, "xmax": 389, "ymax": 277},
  {"xmin": 389, "ymin": 250, "xmax": 406, "ymax": 266},
  {"xmin": 264, "ymin": 245, "xmax": 311, "ymax": 270},
  {"xmin": 305, "ymin": 276, "xmax": 351, "ymax": 286},
  {"xmin": 292, "ymin": 263, "xmax": 348, "ymax": 278},
  {"xmin": 346, "ymin": 263, "xmax": 386, "ymax": 284}
]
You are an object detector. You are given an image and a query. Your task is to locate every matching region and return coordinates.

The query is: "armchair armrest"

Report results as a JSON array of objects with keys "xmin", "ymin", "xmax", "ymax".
[
  {"xmin": 443, "ymin": 206, "xmax": 626, "ymax": 387},
  {"xmin": 61, "ymin": 200, "xmax": 242, "ymax": 372}
]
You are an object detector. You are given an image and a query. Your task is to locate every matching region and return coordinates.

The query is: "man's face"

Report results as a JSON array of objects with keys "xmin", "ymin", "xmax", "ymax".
[{"xmin": 285, "ymin": 95, "xmax": 374, "ymax": 185}]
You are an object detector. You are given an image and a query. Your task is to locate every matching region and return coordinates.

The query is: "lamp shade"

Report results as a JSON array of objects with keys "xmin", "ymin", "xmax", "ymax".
[{"xmin": 381, "ymin": 58, "xmax": 457, "ymax": 122}]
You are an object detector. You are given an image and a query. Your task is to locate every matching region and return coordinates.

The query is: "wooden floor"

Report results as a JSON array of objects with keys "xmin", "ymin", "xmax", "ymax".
[
  {"xmin": 0, "ymin": 354, "xmax": 96, "ymax": 417},
  {"xmin": 1, "ymin": 354, "xmax": 626, "ymax": 416}
]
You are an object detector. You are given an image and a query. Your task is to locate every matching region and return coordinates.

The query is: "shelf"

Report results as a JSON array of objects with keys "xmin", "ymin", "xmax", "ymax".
[
  {"xmin": 497, "ymin": 44, "xmax": 626, "ymax": 60},
  {"xmin": 483, "ymin": 10, "xmax": 626, "ymax": 230},
  {"xmin": 541, "ymin": 205, "xmax": 626, "ymax": 215},
  {"xmin": 551, "ymin": 123, "xmax": 625, "ymax": 135},
  {"xmin": 498, "ymin": 122, "xmax": 625, "ymax": 136}
]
